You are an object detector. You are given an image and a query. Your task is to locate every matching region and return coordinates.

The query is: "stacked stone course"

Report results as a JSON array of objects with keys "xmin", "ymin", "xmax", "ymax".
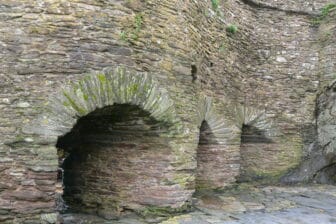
[{"xmin": 0, "ymin": 0, "xmax": 335, "ymax": 222}]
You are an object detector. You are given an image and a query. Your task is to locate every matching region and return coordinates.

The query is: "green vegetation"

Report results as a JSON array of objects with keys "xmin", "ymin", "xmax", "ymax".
[
  {"xmin": 226, "ymin": 24, "xmax": 238, "ymax": 34},
  {"xmin": 312, "ymin": 3, "xmax": 336, "ymax": 25},
  {"xmin": 119, "ymin": 31, "xmax": 128, "ymax": 41},
  {"xmin": 120, "ymin": 12, "xmax": 144, "ymax": 43},
  {"xmin": 134, "ymin": 13, "xmax": 143, "ymax": 32},
  {"xmin": 138, "ymin": 203, "xmax": 192, "ymax": 218},
  {"xmin": 97, "ymin": 73, "xmax": 107, "ymax": 84},
  {"xmin": 127, "ymin": 83, "xmax": 139, "ymax": 94},
  {"xmin": 211, "ymin": 0, "xmax": 219, "ymax": 11},
  {"xmin": 63, "ymin": 91, "xmax": 87, "ymax": 115},
  {"xmin": 219, "ymin": 42, "xmax": 227, "ymax": 53},
  {"xmin": 321, "ymin": 3, "xmax": 336, "ymax": 17}
]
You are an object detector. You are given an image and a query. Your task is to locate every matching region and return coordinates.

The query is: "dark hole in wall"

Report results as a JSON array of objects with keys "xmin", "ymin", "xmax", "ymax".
[
  {"xmin": 55, "ymin": 104, "xmax": 172, "ymax": 219},
  {"xmin": 191, "ymin": 65, "xmax": 197, "ymax": 82},
  {"xmin": 241, "ymin": 124, "xmax": 273, "ymax": 144},
  {"xmin": 198, "ymin": 121, "xmax": 217, "ymax": 145},
  {"xmin": 195, "ymin": 121, "xmax": 222, "ymax": 190},
  {"xmin": 238, "ymin": 124, "xmax": 273, "ymax": 182}
]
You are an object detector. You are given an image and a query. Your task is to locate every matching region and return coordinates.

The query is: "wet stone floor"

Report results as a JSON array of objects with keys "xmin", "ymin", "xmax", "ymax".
[{"xmin": 61, "ymin": 184, "xmax": 336, "ymax": 224}]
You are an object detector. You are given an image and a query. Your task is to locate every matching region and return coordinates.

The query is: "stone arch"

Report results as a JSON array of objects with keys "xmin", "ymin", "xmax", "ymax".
[
  {"xmin": 22, "ymin": 67, "xmax": 193, "ymax": 219},
  {"xmin": 195, "ymin": 97, "xmax": 240, "ymax": 190},
  {"xmin": 232, "ymin": 104, "xmax": 275, "ymax": 134},
  {"xmin": 197, "ymin": 97, "xmax": 241, "ymax": 143},
  {"xmin": 232, "ymin": 104, "xmax": 301, "ymax": 182},
  {"xmin": 24, "ymin": 66, "xmax": 181, "ymax": 139}
]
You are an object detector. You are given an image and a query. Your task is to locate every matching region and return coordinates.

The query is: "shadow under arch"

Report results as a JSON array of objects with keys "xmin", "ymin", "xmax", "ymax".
[
  {"xmin": 23, "ymin": 66, "xmax": 192, "ymax": 219},
  {"xmin": 195, "ymin": 120, "xmax": 221, "ymax": 190},
  {"xmin": 56, "ymin": 103, "xmax": 174, "ymax": 219},
  {"xmin": 195, "ymin": 97, "xmax": 241, "ymax": 190},
  {"xmin": 239, "ymin": 123, "xmax": 274, "ymax": 182}
]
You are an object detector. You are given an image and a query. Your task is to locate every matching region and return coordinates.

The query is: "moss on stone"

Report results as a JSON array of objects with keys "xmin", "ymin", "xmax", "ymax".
[
  {"xmin": 79, "ymin": 82, "xmax": 89, "ymax": 101},
  {"xmin": 127, "ymin": 83, "xmax": 139, "ymax": 95},
  {"xmin": 137, "ymin": 203, "xmax": 192, "ymax": 219},
  {"xmin": 311, "ymin": 3, "xmax": 336, "ymax": 25},
  {"xmin": 97, "ymin": 73, "xmax": 107, "ymax": 85},
  {"xmin": 242, "ymin": 138, "xmax": 302, "ymax": 183},
  {"xmin": 120, "ymin": 12, "xmax": 145, "ymax": 43},
  {"xmin": 195, "ymin": 182, "xmax": 214, "ymax": 191},
  {"xmin": 321, "ymin": 3, "xmax": 336, "ymax": 17},
  {"xmin": 211, "ymin": 0, "xmax": 219, "ymax": 11},
  {"xmin": 62, "ymin": 91, "xmax": 87, "ymax": 115},
  {"xmin": 28, "ymin": 25, "xmax": 58, "ymax": 35},
  {"xmin": 226, "ymin": 24, "xmax": 238, "ymax": 34},
  {"xmin": 172, "ymin": 173, "xmax": 194, "ymax": 188}
]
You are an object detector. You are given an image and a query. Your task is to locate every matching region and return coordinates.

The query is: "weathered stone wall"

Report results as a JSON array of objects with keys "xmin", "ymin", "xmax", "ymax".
[
  {"xmin": 281, "ymin": 6, "xmax": 336, "ymax": 184},
  {"xmin": 0, "ymin": 0, "xmax": 335, "ymax": 222},
  {"xmin": 195, "ymin": 120, "xmax": 239, "ymax": 190},
  {"xmin": 221, "ymin": 0, "xmax": 334, "ymax": 180},
  {"xmin": 319, "ymin": 7, "xmax": 336, "ymax": 86},
  {"xmin": 57, "ymin": 104, "xmax": 190, "ymax": 219},
  {"xmin": 242, "ymin": 0, "xmax": 331, "ymax": 13},
  {"xmin": 315, "ymin": 81, "xmax": 336, "ymax": 183}
]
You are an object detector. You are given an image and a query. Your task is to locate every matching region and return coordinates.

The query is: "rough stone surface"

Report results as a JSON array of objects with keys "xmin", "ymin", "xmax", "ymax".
[
  {"xmin": 57, "ymin": 104, "xmax": 191, "ymax": 218},
  {"xmin": 195, "ymin": 98, "xmax": 241, "ymax": 190},
  {"xmin": 0, "ymin": 0, "xmax": 335, "ymax": 222},
  {"xmin": 282, "ymin": 80, "xmax": 336, "ymax": 184},
  {"xmin": 59, "ymin": 184, "xmax": 336, "ymax": 224}
]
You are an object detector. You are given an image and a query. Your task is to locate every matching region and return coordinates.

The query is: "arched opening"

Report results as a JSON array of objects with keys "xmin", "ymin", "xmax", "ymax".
[
  {"xmin": 55, "ymin": 104, "xmax": 174, "ymax": 219},
  {"xmin": 239, "ymin": 124, "xmax": 273, "ymax": 182},
  {"xmin": 195, "ymin": 121, "xmax": 221, "ymax": 190}
]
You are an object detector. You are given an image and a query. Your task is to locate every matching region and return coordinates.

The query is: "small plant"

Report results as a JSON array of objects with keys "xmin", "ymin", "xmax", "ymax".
[
  {"xmin": 134, "ymin": 13, "xmax": 143, "ymax": 32},
  {"xmin": 119, "ymin": 31, "xmax": 128, "ymax": 41},
  {"xmin": 211, "ymin": 0, "xmax": 219, "ymax": 11},
  {"xmin": 321, "ymin": 3, "xmax": 336, "ymax": 17},
  {"xmin": 219, "ymin": 42, "xmax": 226, "ymax": 52},
  {"xmin": 311, "ymin": 3, "xmax": 336, "ymax": 25},
  {"xmin": 226, "ymin": 24, "xmax": 238, "ymax": 34},
  {"xmin": 119, "ymin": 13, "xmax": 145, "ymax": 43}
]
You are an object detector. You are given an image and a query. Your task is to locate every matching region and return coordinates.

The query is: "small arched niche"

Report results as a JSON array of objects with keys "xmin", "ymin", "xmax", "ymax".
[
  {"xmin": 195, "ymin": 97, "xmax": 241, "ymax": 191},
  {"xmin": 239, "ymin": 124, "xmax": 273, "ymax": 182},
  {"xmin": 56, "ymin": 104, "xmax": 173, "ymax": 219},
  {"xmin": 195, "ymin": 121, "xmax": 225, "ymax": 190}
]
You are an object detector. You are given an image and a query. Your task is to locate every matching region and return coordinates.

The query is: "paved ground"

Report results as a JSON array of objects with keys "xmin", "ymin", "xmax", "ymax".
[{"xmin": 61, "ymin": 184, "xmax": 336, "ymax": 224}]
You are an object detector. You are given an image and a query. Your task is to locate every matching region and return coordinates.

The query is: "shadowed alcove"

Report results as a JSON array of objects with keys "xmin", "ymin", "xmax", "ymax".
[
  {"xmin": 195, "ymin": 121, "xmax": 221, "ymax": 190},
  {"xmin": 56, "ymin": 104, "xmax": 173, "ymax": 219},
  {"xmin": 239, "ymin": 124, "xmax": 273, "ymax": 181}
]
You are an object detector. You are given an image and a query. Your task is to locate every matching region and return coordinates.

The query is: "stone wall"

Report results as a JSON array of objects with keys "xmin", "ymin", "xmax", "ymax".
[
  {"xmin": 281, "ymin": 6, "xmax": 336, "ymax": 184},
  {"xmin": 0, "ymin": 0, "xmax": 335, "ymax": 222},
  {"xmin": 195, "ymin": 120, "xmax": 239, "ymax": 190},
  {"xmin": 315, "ymin": 81, "xmax": 336, "ymax": 183},
  {"xmin": 57, "ymin": 104, "xmax": 191, "ymax": 219},
  {"xmin": 242, "ymin": 0, "xmax": 331, "ymax": 13}
]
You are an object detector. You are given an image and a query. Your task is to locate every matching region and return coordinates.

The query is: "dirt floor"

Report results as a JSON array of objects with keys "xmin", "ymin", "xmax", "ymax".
[{"xmin": 61, "ymin": 184, "xmax": 336, "ymax": 224}]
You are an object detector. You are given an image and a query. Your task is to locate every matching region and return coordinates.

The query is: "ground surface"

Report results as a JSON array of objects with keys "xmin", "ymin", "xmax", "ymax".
[{"xmin": 61, "ymin": 184, "xmax": 336, "ymax": 224}]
